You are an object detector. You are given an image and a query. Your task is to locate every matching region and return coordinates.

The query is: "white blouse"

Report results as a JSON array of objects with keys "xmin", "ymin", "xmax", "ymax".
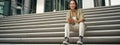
[{"xmin": 72, "ymin": 16, "xmax": 76, "ymax": 20}]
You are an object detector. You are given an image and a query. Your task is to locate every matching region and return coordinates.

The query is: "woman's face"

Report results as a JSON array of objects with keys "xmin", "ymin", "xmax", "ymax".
[{"xmin": 69, "ymin": 1, "xmax": 76, "ymax": 10}]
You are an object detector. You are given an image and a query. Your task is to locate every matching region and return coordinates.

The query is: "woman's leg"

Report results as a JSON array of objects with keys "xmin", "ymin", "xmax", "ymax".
[
  {"xmin": 63, "ymin": 23, "xmax": 70, "ymax": 44},
  {"xmin": 65, "ymin": 23, "xmax": 70, "ymax": 38},
  {"xmin": 77, "ymin": 22, "xmax": 85, "ymax": 45},
  {"xmin": 79, "ymin": 22, "xmax": 85, "ymax": 37}
]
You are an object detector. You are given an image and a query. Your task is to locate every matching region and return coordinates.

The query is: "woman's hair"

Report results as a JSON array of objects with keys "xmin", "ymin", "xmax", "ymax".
[{"xmin": 69, "ymin": 0, "xmax": 78, "ymax": 9}]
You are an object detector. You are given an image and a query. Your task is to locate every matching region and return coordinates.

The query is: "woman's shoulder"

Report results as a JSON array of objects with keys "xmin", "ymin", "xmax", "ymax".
[
  {"xmin": 66, "ymin": 10, "xmax": 71, "ymax": 18},
  {"xmin": 67, "ymin": 10, "xmax": 71, "ymax": 13},
  {"xmin": 77, "ymin": 9, "xmax": 83, "ymax": 12},
  {"xmin": 67, "ymin": 10, "xmax": 71, "ymax": 14}
]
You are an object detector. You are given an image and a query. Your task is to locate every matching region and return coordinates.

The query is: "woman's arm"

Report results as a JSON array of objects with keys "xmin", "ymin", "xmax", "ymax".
[
  {"xmin": 67, "ymin": 18, "xmax": 75, "ymax": 24},
  {"xmin": 66, "ymin": 10, "xmax": 75, "ymax": 24},
  {"xmin": 77, "ymin": 9, "xmax": 85, "ymax": 23},
  {"xmin": 77, "ymin": 19, "xmax": 85, "ymax": 23}
]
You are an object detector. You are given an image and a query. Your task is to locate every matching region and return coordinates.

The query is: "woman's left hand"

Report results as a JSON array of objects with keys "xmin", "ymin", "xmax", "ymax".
[{"xmin": 76, "ymin": 19, "xmax": 84, "ymax": 23}]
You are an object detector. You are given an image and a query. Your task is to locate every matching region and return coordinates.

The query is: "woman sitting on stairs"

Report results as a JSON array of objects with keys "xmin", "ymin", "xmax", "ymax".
[{"xmin": 63, "ymin": 0, "xmax": 86, "ymax": 45}]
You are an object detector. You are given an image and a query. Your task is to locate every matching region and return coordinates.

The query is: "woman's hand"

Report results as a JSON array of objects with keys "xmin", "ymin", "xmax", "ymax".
[
  {"xmin": 67, "ymin": 18, "xmax": 84, "ymax": 24},
  {"xmin": 68, "ymin": 18, "xmax": 75, "ymax": 24},
  {"xmin": 77, "ymin": 19, "xmax": 85, "ymax": 23}
]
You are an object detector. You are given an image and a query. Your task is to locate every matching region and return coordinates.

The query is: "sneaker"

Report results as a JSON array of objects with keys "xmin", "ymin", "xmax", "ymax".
[
  {"xmin": 77, "ymin": 36, "xmax": 83, "ymax": 45},
  {"xmin": 63, "ymin": 37, "xmax": 69, "ymax": 44}
]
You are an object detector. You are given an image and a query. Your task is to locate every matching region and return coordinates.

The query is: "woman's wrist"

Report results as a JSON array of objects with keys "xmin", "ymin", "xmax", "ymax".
[{"xmin": 77, "ymin": 19, "xmax": 84, "ymax": 23}]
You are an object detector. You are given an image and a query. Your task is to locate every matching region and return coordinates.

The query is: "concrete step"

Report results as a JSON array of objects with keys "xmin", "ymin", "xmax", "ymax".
[
  {"xmin": 1, "ymin": 15, "xmax": 120, "ymax": 23},
  {"xmin": 0, "ymin": 24, "xmax": 120, "ymax": 33},
  {"xmin": 1, "ymin": 14, "xmax": 66, "ymax": 20},
  {"xmin": 1, "ymin": 17, "xmax": 119, "ymax": 26},
  {"xmin": 1, "ymin": 19, "xmax": 119, "ymax": 27},
  {"xmin": 0, "ymin": 23, "xmax": 64, "ymax": 29},
  {"xmin": 84, "ymin": 5, "xmax": 120, "ymax": 11},
  {"xmin": 0, "ymin": 20, "xmax": 65, "ymax": 26},
  {"xmin": 1, "ymin": 12, "xmax": 119, "ymax": 21},
  {"xmin": 0, "ymin": 30, "xmax": 120, "ymax": 38},
  {"xmin": 0, "ymin": 36, "xmax": 120, "ymax": 44},
  {"xmin": 84, "ymin": 6, "xmax": 120, "ymax": 12},
  {"xmin": 84, "ymin": 10, "xmax": 120, "ymax": 15},
  {"xmin": 0, "ymin": 17, "xmax": 66, "ymax": 22},
  {"xmin": 0, "ymin": 27, "xmax": 64, "ymax": 32},
  {"xmin": 87, "ymin": 26, "xmax": 120, "ymax": 31},
  {"xmin": 85, "ymin": 12, "xmax": 120, "ymax": 17},
  {"xmin": 0, "ymin": 24, "xmax": 119, "ymax": 32},
  {"xmin": 3, "ymin": 11, "xmax": 66, "ymax": 17},
  {"xmin": 1, "ymin": 12, "xmax": 120, "ymax": 21},
  {"xmin": 0, "ymin": 44, "xmax": 119, "ymax": 45},
  {"xmin": 1, "ymin": 11, "xmax": 120, "ymax": 20},
  {"xmin": 0, "ymin": 22, "xmax": 120, "ymax": 29},
  {"xmin": 0, "ymin": 23, "xmax": 119, "ymax": 31},
  {"xmin": 0, "ymin": 21, "xmax": 118, "ymax": 27},
  {"xmin": 84, "ymin": 9, "xmax": 120, "ymax": 15}
]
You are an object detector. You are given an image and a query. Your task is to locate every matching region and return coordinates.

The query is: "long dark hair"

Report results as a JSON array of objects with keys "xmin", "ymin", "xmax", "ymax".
[{"xmin": 69, "ymin": 0, "xmax": 78, "ymax": 10}]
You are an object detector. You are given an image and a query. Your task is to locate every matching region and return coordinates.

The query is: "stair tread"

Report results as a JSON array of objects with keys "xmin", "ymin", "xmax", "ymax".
[
  {"xmin": 0, "ymin": 44, "xmax": 120, "ymax": 45},
  {"xmin": 0, "ymin": 24, "xmax": 119, "ymax": 29},
  {"xmin": 1, "ymin": 20, "xmax": 120, "ymax": 27},
  {"xmin": 1, "ymin": 15, "xmax": 120, "ymax": 21},
  {"xmin": 0, "ymin": 36, "xmax": 120, "ymax": 44},
  {"xmin": 0, "ymin": 30, "xmax": 120, "ymax": 37},
  {"xmin": 84, "ymin": 9, "xmax": 120, "ymax": 14}
]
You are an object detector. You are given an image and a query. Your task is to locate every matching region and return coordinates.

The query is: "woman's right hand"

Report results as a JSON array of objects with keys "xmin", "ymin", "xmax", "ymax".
[{"xmin": 68, "ymin": 18, "xmax": 75, "ymax": 24}]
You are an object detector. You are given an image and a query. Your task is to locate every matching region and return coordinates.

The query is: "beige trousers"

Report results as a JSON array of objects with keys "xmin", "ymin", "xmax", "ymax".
[{"xmin": 64, "ymin": 22, "xmax": 85, "ymax": 37}]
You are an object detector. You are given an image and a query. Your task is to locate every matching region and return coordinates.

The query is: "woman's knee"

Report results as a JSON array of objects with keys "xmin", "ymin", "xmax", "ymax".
[
  {"xmin": 79, "ymin": 22, "xmax": 85, "ymax": 26},
  {"xmin": 65, "ymin": 23, "xmax": 70, "ymax": 27}
]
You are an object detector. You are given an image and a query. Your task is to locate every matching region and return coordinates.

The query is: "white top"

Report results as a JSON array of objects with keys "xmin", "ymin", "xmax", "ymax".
[
  {"xmin": 72, "ymin": 16, "xmax": 77, "ymax": 25},
  {"xmin": 72, "ymin": 16, "xmax": 76, "ymax": 20}
]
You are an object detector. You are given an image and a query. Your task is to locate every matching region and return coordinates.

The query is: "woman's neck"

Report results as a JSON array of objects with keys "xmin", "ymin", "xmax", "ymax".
[
  {"xmin": 71, "ymin": 9, "xmax": 76, "ymax": 12},
  {"xmin": 71, "ymin": 9, "xmax": 77, "ymax": 16}
]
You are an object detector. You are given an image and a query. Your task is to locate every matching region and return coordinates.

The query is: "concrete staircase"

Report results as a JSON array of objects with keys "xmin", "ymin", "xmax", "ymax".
[{"xmin": 0, "ymin": 5, "xmax": 120, "ymax": 45}]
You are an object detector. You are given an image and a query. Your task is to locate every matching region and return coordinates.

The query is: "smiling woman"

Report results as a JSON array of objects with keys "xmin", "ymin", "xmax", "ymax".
[{"xmin": 63, "ymin": 0, "xmax": 86, "ymax": 45}]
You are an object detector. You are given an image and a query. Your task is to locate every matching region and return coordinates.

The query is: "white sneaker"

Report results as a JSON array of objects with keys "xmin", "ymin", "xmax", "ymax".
[
  {"xmin": 63, "ymin": 37, "xmax": 69, "ymax": 45},
  {"xmin": 77, "ymin": 40, "xmax": 83, "ymax": 45},
  {"xmin": 63, "ymin": 40, "xmax": 69, "ymax": 45}
]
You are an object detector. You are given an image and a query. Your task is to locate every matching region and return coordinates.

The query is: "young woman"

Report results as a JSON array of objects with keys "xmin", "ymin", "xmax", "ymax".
[{"xmin": 63, "ymin": 0, "xmax": 86, "ymax": 45}]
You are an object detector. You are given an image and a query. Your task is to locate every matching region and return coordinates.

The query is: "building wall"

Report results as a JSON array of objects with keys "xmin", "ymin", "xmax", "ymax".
[
  {"xmin": 36, "ymin": 0, "xmax": 95, "ymax": 13},
  {"xmin": 36, "ymin": 0, "xmax": 45, "ymax": 14},
  {"xmin": 105, "ymin": 0, "xmax": 110, "ymax": 6},
  {"xmin": 111, "ymin": 0, "xmax": 120, "ymax": 5},
  {"xmin": 105, "ymin": 0, "xmax": 120, "ymax": 6},
  {"xmin": 82, "ymin": 0, "xmax": 94, "ymax": 9},
  {"xmin": 1, "ymin": 0, "xmax": 120, "ymax": 15}
]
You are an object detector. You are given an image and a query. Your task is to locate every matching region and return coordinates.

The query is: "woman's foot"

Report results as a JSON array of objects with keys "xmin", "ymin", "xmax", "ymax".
[
  {"xmin": 77, "ymin": 40, "xmax": 83, "ymax": 45},
  {"xmin": 77, "ymin": 36, "xmax": 83, "ymax": 45},
  {"xmin": 63, "ymin": 37, "xmax": 69, "ymax": 45}
]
